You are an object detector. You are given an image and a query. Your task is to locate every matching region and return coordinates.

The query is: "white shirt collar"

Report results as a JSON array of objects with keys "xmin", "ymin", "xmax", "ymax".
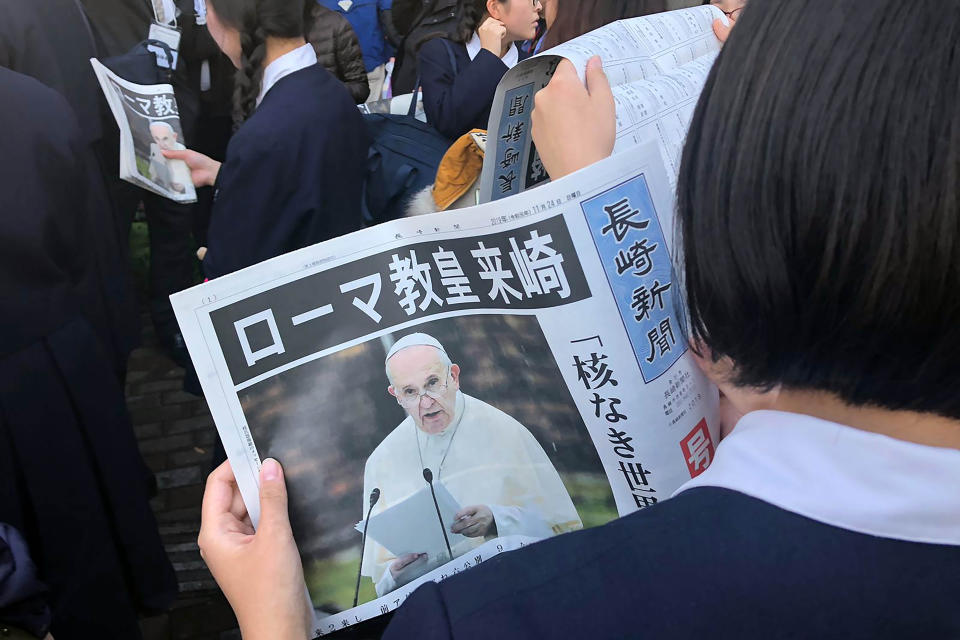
[
  {"xmin": 675, "ymin": 410, "xmax": 960, "ymax": 546},
  {"xmin": 256, "ymin": 43, "xmax": 318, "ymax": 106},
  {"xmin": 465, "ymin": 33, "xmax": 519, "ymax": 69}
]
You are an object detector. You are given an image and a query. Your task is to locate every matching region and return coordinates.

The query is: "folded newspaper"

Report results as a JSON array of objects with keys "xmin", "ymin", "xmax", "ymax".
[
  {"xmin": 90, "ymin": 59, "xmax": 197, "ymax": 203},
  {"xmin": 173, "ymin": 132, "xmax": 720, "ymax": 633},
  {"xmin": 479, "ymin": 4, "xmax": 725, "ymax": 203}
]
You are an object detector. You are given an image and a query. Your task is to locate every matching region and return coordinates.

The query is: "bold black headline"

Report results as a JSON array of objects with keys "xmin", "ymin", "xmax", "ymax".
[{"xmin": 210, "ymin": 215, "xmax": 591, "ymax": 386}]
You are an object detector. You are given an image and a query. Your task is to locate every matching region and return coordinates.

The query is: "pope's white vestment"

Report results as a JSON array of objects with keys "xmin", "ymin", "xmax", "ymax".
[{"xmin": 361, "ymin": 392, "xmax": 582, "ymax": 596}]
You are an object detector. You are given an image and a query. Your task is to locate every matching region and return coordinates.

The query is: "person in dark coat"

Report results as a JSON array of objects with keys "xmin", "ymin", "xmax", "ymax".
[
  {"xmin": 418, "ymin": 0, "xmax": 540, "ymax": 140},
  {"xmin": 316, "ymin": 0, "xmax": 402, "ymax": 104},
  {"xmin": 307, "ymin": 4, "xmax": 371, "ymax": 104},
  {"xmin": 80, "ymin": 0, "xmax": 205, "ymax": 367},
  {"xmin": 166, "ymin": 0, "xmax": 368, "ymax": 281},
  {"xmin": 194, "ymin": 2, "xmax": 960, "ymax": 640},
  {"xmin": 391, "ymin": 0, "xmax": 459, "ymax": 96},
  {"xmin": 0, "ymin": 67, "xmax": 176, "ymax": 640},
  {"xmin": 0, "ymin": 0, "xmax": 141, "ymax": 377}
]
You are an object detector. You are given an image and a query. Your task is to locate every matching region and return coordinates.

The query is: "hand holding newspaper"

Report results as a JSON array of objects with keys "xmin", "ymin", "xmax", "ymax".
[
  {"xmin": 90, "ymin": 59, "xmax": 197, "ymax": 203},
  {"xmin": 479, "ymin": 4, "xmax": 726, "ymax": 202},
  {"xmin": 171, "ymin": 7, "xmax": 722, "ymax": 636}
]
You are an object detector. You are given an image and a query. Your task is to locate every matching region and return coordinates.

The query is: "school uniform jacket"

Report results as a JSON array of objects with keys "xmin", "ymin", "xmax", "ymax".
[
  {"xmin": 418, "ymin": 38, "xmax": 528, "ymax": 141},
  {"xmin": 0, "ymin": 68, "xmax": 176, "ymax": 639},
  {"xmin": 382, "ymin": 411, "xmax": 960, "ymax": 639},
  {"xmin": 203, "ymin": 62, "xmax": 369, "ymax": 280}
]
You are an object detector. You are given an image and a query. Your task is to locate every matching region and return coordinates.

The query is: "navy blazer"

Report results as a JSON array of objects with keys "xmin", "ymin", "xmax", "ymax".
[
  {"xmin": 0, "ymin": 68, "xmax": 177, "ymax": 638},
  {"xmin": 204, "ymin": 64, "xmax": 369, "ymax": 280},
  {"xmin": 418, "ymin": 38, "xmax": 528, "ymax": 140},
  {"xmin": 381, "ymin": 488, "xmax": 960, "ymax": 639}
]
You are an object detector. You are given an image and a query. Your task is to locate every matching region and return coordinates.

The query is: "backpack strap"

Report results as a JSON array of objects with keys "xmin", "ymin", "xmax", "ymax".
[
  {"xmin": 441, "ymin": 38, "xmax": 459, "ymax": 75},
  {"xmin": 408, "ymin": 38, "xmax": 460, "ymax": 118}
]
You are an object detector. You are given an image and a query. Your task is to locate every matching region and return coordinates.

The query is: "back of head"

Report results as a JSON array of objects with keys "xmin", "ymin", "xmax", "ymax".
[
  {"xmin": 540, "ymin": 0, "xmax": 668, "ymax": 50},
  {"xmin": 676, "ymin": 0, "xmax": 960, "ymax": 418},
  {"xmin": 206, "ymin": 0, "xmax": 310, "ymax": 123}
]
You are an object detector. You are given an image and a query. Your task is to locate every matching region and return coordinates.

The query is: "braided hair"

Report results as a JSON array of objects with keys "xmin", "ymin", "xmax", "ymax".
[{"xmin": 206, "ymin": 0, "xmax": 308, "ymax": 124}]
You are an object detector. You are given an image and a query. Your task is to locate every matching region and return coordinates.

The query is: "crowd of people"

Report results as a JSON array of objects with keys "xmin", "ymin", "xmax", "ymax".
[{"xmin": 1, "ymin": 0, "xmax": 958, "ymax": 638}]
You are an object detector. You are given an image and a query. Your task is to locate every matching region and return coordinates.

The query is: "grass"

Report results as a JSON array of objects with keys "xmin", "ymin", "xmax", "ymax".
[
  {"xmin": 302, "ymin": 472, "xmax": 617, "ymax": 612},
  {"xmin": 306, "ymin": 550, "xmax": 377, "ymax": 611}
]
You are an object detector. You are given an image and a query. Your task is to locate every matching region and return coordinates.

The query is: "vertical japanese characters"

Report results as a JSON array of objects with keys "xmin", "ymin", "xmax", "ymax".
[
  {"xmin": 570, "ymin": 335, "xmax": 659, "ymax": 509},
  {"xmin": 582, "ymin": 175, "xmax": 684, "ymax": 382}
]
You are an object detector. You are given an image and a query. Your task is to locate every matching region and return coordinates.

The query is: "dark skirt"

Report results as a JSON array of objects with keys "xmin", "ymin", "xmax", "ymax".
[{"xmin": 0, "ymin": 317, "xmax": 176, "ymax": 639}]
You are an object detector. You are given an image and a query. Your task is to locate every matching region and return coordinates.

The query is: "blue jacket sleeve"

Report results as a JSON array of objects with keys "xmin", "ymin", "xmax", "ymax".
[{"xmin": 418, "ymin": 39, "xmax": 508, "ymax": 140}]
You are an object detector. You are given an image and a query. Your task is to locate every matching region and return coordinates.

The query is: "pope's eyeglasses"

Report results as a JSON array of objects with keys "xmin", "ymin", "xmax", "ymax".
[{"xmin": 395, "ymin": 368, "xmax": 452, "ymax": 408}]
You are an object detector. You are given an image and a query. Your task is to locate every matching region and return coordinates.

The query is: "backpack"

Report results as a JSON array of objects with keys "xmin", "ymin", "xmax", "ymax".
[
  {"xmin": 392, "ymin": 0, "xmax": 460, "ymax": 95},
  {"xmin": 361, "ymin": 40, "xmax": 459, "ymax": 226},
  {"xmin": 101, "ymin": 39, "xmax": 177, "ymax": 85}
]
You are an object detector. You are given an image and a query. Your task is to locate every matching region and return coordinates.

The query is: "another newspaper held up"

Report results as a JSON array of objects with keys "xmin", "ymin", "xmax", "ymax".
[
  {"xmin": 172, "ymin": 140, "xmax": 720, "ymax": 635},
  {"xmin": 90, "ymin": 59, "xmax": 197, "ymax": 203},
  {"xmin": 479, "ymin": 4, "xmax": 724, "ymax": 203}
]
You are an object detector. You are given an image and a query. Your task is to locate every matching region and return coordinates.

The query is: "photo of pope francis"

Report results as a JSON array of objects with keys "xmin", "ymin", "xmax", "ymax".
[{"xmin": 361, "ymin": 333, "xmax": 583, "ymax": 596}]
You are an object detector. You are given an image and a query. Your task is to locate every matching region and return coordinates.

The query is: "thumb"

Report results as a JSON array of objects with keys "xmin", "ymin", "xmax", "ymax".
[
  {"xmin": 257, "ymin": 458, "xmax": 292, "ymax": 536},
  {"xmin": 585, "ymin": 56, "xmax": 613, "ymax": 103},
  {"xmin": 162, "ymin": 148, "xmax": 189, "ymax": 161}
]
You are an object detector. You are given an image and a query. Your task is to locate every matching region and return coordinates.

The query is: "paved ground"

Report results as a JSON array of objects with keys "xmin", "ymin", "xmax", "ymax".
[{"xmin": 127, "ymin": 318, "xmax": 240, "ymax": 640}]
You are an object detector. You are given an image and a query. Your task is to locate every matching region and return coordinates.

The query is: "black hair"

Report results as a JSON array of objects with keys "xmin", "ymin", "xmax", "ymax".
[
  {"xmin": 540, "ymin": 0, "xmax": 667, "ymax": 50},
  {"xmin": 455, "ymin": 0, "xmax": 508, "ymax": 43},
  {"xmin": 676, "ymin": 0, "xmax": 960, "ymax": 418},
  {"xmin": 206, "ymin": 0, "xmax": 309, "ymax": 124}
]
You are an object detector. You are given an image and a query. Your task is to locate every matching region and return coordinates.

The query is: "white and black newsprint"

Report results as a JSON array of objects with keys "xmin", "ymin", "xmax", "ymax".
[
  {"xmin": 90, "ymin": 59, "xmax": 197, "ymax": 203},
  {"xmin": 172, "ymin": 141, "xmax": 720, "ymax": 635},
  {"xmin": 479, "ymin": 4, "xmax": 725, "ymax": 203}
]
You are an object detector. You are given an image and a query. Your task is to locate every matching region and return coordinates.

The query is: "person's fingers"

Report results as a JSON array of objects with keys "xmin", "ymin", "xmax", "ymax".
[
  {"xmin": 453, "ymin": 506, "xmax": 477, "ymax": 521},
  {"xmin": 395, "ymin": 553, "xmax": 422, "ymax": 570},
  {"xmin": 229, "ymin": 483, "xmax": 249, "ymax": 522},
  {"xmin": 712, "ymin": 18, "xmax": 733, "ymax": 43},
  {"xmin": 162, "ymin": 148, "xmax": 191, "ymax": 161},
  {"xmin": 201, "ymin": 461, "xmax": 238, "ymax": 527},
  {"xmin": 585, "ymin": 56, "xmax": 614, "ymax": 104},
  {"xmin": 553, "ymin": 58, "xmax": 579, "ymax": 86},
  {"xmin": 256, "ymin": 458, "xmax": 292, "ymax": 537}
]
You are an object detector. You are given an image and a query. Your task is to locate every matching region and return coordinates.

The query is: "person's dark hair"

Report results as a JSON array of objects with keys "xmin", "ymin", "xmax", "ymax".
[
  {"xmin": 206, "ymin": 0, "xmax": 309, "ymax": 123},
  {"xmin": 540, "ymin": 0, "xmax": 667, "ymax": 50},
  {"xmin": 455, "ymin": 0, "xmax": 508, "ymax": 43},
  {"xmin": 676, "ymin": 0, "xmax": 960, "ymax": 418}
]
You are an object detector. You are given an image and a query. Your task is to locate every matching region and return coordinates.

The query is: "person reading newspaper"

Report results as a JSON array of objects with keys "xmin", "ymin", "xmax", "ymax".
[
  {"xmin": 162, "ymin": 0, "xmax": 367, "ymax": 280},
  {"xmin": 362, "ymin": 333, "xmax": 582, "ymax": 597},
  {"xmin": 196, "ymin": 1, "xmax": 960, "ymax": 638}
]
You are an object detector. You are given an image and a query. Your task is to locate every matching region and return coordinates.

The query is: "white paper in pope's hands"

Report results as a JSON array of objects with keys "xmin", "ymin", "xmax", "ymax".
[{"xmin": 355, "ymin": 482, "xmax": 466, "ymax": 559}]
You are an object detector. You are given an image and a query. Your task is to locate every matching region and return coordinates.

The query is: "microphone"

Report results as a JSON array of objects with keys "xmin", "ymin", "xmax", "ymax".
[
  {"xmin": 353, "ymin": 487, "xmax": 380, "ymax": 608},
  {"xmin": 423, "ymin": 468, "xmax": 453, "ymax": 560}
]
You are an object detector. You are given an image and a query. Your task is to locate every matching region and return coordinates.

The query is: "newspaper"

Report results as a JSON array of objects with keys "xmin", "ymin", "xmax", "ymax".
[
  {"xmin": 90, "ymin": 59, "xmax": 197, "ymax": 203},
  {"xmin": 478, "ymin": 4, "xmax": 724, "ymax": 203},
  {"xmin": 172, "ymin": 138, "xmax": 720, "ymax": 635}
]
